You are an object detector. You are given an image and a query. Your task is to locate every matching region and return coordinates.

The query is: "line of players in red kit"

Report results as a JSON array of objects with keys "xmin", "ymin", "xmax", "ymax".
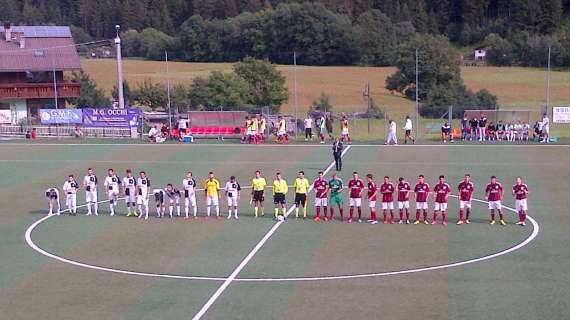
[{"xmin": 311, "ymin": 172, "xmax": 530, "ymax": 226}]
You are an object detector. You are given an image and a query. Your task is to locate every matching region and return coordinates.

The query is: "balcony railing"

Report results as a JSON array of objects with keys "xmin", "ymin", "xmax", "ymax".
[{"xmin": 0, "ymin": 82, "xmax": 81, "ymax": 99}]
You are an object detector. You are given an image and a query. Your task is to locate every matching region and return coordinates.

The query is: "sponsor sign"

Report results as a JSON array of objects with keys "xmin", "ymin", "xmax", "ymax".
[
  {"xmin": 83, "ymin": 108, "xmax": 141, "ymax": 127},
  {"xmin": 39, "ymin": 109, "xmax": 83, "ymax": 124},
  {"xmin": 0, "ymin": 110, "xmax": 11, "ymax": 124},
  {"xmin": 553, "ymin": 107, "xmax": 570, "ymax": 123}
]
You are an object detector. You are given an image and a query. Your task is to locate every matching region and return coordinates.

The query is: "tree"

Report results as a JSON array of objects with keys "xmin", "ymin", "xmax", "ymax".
[
  {"xmin": 233, "ymin": 57, "xmax": 289, "ymax": 112},
  {"xmin": 137, "ymin": 28, "xmax": 174, "ymax": 60},
  {"xmin": 112, "ymin": 80, "xmax": 132, "ymax": 106},
  {"xmin": 132, "ymin": 80, "xmax": 167, "ymax": 111},
  {"xmin": 171, "ymin": 84, "xmax": 194, "ymax": 112},
  {"xmin": 189, "ymin": 77, "xmax": 211, "ymax": 109},
  {"xmin": 206, "ymin": 71, "xmax": 252, "ymax": 110},
  {"xmin": 70, "ymin": 71, "xmax": 110, "ymax": 107},
  {"xmin": 484, "ymin": 33, "xmax": 515, "ymax": 66},
  {"xmin": 312, "ymin": 92, "xmax": 333, "ymax": 113}
]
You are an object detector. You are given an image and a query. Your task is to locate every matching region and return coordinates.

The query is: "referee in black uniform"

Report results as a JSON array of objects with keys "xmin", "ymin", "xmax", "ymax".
[{"xmin": 332, "ymin": 138, "xmax": 343, "ymax": 171}]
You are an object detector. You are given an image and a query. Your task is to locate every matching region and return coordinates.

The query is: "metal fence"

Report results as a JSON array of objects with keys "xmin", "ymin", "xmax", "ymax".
[{"xmin": 0, "ymin": 125, "xmax": 133, "ymax": 138}]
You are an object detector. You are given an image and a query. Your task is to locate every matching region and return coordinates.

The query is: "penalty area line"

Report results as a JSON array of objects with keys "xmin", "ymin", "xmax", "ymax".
[{"xmin": 191, "ymin": 146, "xmax": 351, "ymax": 320}]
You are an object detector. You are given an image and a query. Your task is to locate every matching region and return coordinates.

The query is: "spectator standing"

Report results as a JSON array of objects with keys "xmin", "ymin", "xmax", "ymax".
[
  {"xmin": 403, "ymin": 116, "xmax": 415, "ymax": 144},
  {"xmin": 541, "ymin": 113, "xmax": 550, "ymax": 143},
  {"xmin": 478, "ymin": 114, "xmax": 487, "ymax": 142},
  {"xmin": 178, "ymin": 116, "xmax": 188, "ymax": 136},
  {"xmin": 469, "ymin": 117, "xmax": 478, "ymax": 141},
  {"xmin": 385, "ymin": 120, "xmax": 398, "ymax": 145},
  {"xmin": 304, "ymin": 115, "xmax": 313, "ymax": 141},
  {"xmin": 461, "ymin": 116, "xmax": 468, "ymax": 141},
  {"xmin": 441, "ymin": 121, "xmax": 451, "ymax": 143}
]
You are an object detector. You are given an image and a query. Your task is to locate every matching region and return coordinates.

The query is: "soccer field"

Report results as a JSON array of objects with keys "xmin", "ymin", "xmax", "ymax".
[{"xmin": 0, "ymin": 143, "xmax": 569, "ymax": 320}]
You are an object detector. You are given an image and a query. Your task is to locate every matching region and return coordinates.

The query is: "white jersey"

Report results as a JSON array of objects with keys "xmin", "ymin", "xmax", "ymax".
[
  {"xmin": 62, "ymin": 180, "xmax": 79, "ymax": 195},
  {"xmin": 123, "ymin": 176, "xmax": 136, "ymax": 191},
  {"xmin": 45, "ymin": 188, "xmax": 60, "ymax": 199},
  {"xmin": 83, "ymin": 174, "xmax": 98, "ymax": 192},
  {"xmin": 390, "ymin": 121, "xmax": 397, "ymax": 133},
  {"xmin": 225, "ymin": 181, "xmax": 241, "ymax": 198},
  {"xmin": 404, "ymin": 119, "xmax": 413, "ymax": 130},
  {"xmin": 183, "ymin": 178, "xmax": 197, "ymax": 196},
  {"xmin": 304, "ymin": 118, "xmax": 313, "ymax": 129},
  {"xmin": 104, "ymin": 175, "xmax": 121, "ymax": 193},
  {"xmin": 137, "ymin": 177, "xmax": 151, "ymax": 196}
]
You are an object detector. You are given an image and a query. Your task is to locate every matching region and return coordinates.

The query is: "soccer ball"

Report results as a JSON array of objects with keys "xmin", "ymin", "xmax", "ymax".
[{"xmin": 277, "ymin": 215, "xmax": 285, "ymax": 222}]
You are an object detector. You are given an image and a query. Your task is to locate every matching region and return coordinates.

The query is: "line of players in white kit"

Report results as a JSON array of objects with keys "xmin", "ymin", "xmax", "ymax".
[{"xmin": 44, "ymin": 168, "xmax": 242, "ymax": 220}]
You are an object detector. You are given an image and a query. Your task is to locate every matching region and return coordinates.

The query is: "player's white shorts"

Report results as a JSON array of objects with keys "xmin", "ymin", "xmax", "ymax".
[
  {"xmin": 66, "ymin": 194, "xmax": 76, "ymax": 208},
  {"xmin": 341, "ymin": 128, "xmax": 349, "ymax": 136},
  {"xmin": 315, "ymin": 197, "xmax": 328, "ymax": 207},
  {"xmin": 434, "ymin": 202, "xmax": 448, "ymax": 211},
  {"xmin": 227, "ymin": 196, "xmax": 238, "ymax": 207},
  {"xmin": 368, "ymin": 200, "xmax": 376, "ymax": 208},
  {"xmin": 416, "ymin": 202, "xmax": 428, "ymax": 210},
  {"xmin": 349, "ymin": 198, "xmax": 361, "ymax": 207},
  {"xmin": 169, "ymin": 197, "xmax": 180, "ymax": 205},
  {"xmin": 137, "ymin": 194, "xmax": 149, "ymax": 206},
  {"xmin": 107, "ymin": 190, "xmax": 119, "ymax": 202},
  {"xmin": 85, "ymin": 191, "xmax": 97, "ymax": 203},
  {"xmin": 185, "ymin": 194, "xmax": 197, "ymax": 207},
  {"xmin": 488, "ymin": 200, "xmax": 502, "ymax": 210},
  {"xmin": 398, "ymin": 201, "xmax": 410, "ymax": 209},
  {"xmin": 459, "ymin": 200, "xmax": 472, "ymax": 209},
  {"xmin": 382, "ymin": 202, "xmax": 394, "ymax": 210},
  {"xmin": 125, "ymin": 188, "xmax": 136, "ymax": 204},
  {"xmin": 515, "ymin": 199, "xmax": 528, "ymax": 212},
  {"xmin": 207, "ymin": 195, "xmax": 219, "ymax": 206}
]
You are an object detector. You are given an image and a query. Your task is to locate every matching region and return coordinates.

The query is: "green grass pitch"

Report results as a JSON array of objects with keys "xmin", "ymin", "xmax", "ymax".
[{"xmin": 0, "ymin": 143, "xmax": 568, "ymax": 320}]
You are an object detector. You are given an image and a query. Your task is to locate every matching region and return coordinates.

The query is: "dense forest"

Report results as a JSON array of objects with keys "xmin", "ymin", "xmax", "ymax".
[{"xmin": 1, "ymin": 0, "xmax": 570, "ymax": 67}]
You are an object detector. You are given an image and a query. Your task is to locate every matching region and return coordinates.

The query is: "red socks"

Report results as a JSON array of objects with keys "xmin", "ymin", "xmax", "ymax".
[
  {"xmin": 459, "ymin": 209, "xmax": 464, "ymax": 221},
  {"xmin": 349, "ymin": 208, "xmax": 354, "ymax": 219},
  {"xmin": 415, "ymin": 210, "xmax": 420, "ymax": 221},
  {"xmin": 357, "ymin": 207, "xmax": 362, "ymax": 219},
  {"xmin": 406, "ymin": 210, "xmax": 410, "ymax": 220},
  {"xmin": 316, "ymin": 207, "xmax": 321, "ymax": 218}
]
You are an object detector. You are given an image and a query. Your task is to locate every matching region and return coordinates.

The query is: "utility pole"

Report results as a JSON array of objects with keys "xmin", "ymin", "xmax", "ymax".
[
  {"xmin": 546, "ymin": 45, "xmax": 551, "ymax": 111},
  {"xmin": 364, "ymin": 82, "xmax": 370, "ymax": 133},
  {"xmin": 415, "ymin": 48, "xmax": 420, "ymax": 140},
  {"xmin": 165, "ymin": 50, "xmax": 172, "ymax": 131},
  {"xmin": 115, "ymin": 25, "xmax": 125, "ymax": 109},
  {"xmin": 293, "ymin": 51, "xmax": 298, "ymax": 139}
]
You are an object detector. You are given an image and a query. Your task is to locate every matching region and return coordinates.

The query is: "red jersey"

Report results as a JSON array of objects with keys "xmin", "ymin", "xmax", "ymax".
[
  {"xmin": 397, "ymin": 182, "xmax": 411, "ymax": 201},
  {"xmin": 313, "ymin": 179, "xmax": 328, "ymax": 198},
  {"xmin": 348, "ymin": 179, "xmax": 365, "ymax": 198},
  {"xmin": 380, "ymin": 182, "xmax": 395, "ymax": 203},
  {"xmin": 414, "ymin": 182, "xmax": 430, "ymax": 202},
  {"xmin": 434, "ymin": 182, "xmax": 452, "ymax": 203},
  {"xmin": 367, "ymin": 181, "xmax": 378, "ymax": 201},
  {"xmin": 458, "ymin": 181, "xmax": 474, "ymax": 201},
  {"xmin": 485, "ymin": 182, "xmax": 503, "ymax": 201},
  {"xmin": 512, "ymin": 184, "xmax": 529, "ymax": 200}
]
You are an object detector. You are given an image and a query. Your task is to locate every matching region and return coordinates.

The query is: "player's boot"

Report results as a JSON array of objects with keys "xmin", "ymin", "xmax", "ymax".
[
  {"xmin": 431, "ymin": 220, "xmax": 438, "ymax": 225},
  {"xmin": 500, "ymin": 219, "xmax": 506, "ymax": 226},
  {"xmin": 406, "ymin": 219, "xmax": 410, "ymax": 224},
  {"xmin": 413, "ymin": 220, "xmax": 420, "ymax": 225},
  {"xmin": 423, "ymin": 220, "xmax": 429, "ymax": 225},
  {"xmin": 465, "ymin": 219, "xmax": 470, "ymax": 224},
  {"xmin": 457, "ymin": 220, "xmax": 464, "ymax": 225},
  {"xmin": 347, "ymin": 218, "xmax": 353, "ymax": 223},
  {"xmin": 398, "ymin": 220, "xmax": 403, "ymax": 224},
  {"xmin": 442, "ymin": 221, "xmax": 447, "ymax": 226},
  {"xmin": 521, "ymin": 221, "xmax": 526, "ymax": 226},
  {"xmin": 314, "ymin": 216, "xmax": 321, "ymax": 222},
  {"xmin": 324, "ymin": 217, "xmax": 329, "ymax": 222},
  {"xmin": 516, "ymin": 221, "xmax": 522, "ymax": 225},
  {"xmin": 390, "ymin": 218, "xmax": 395, "ymax": 224},
  {"xmin": 490, "ymin": 220, "xmax": 496, "ymax": 225},
  {"xmin": 371, "ymin": 220, "xmax": 378, "ymax": 225}
]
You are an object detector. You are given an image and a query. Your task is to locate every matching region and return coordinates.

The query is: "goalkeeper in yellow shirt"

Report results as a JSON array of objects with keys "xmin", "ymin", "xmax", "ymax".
[
  {"xmin": 204, "ymin": 172, "xmax": 221, "ymax": 219},
  {"xmin": 273, "ymin": 172, "xmax": 288, "ymax": 219},
  {"xmin": 294, "ymin": 171, "xmax": 310, "ymax": 219},
  {"xmin": 251, "ymin": 170, "xmax": 267, "ymax": 217}
]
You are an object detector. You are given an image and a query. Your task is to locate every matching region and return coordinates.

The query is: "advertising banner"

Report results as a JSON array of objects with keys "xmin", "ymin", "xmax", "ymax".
[
  {"xmin": 0, "ymin": 110, "xmax": 11, "ymax": 124},
  {"xmin": 39, "ymin": 109, "xmax": 83, "ymax": 124},
  {"xmin": 83, "ymin": 108, "xmax": 141, "ymax": 127},
  {"xmin": 553, "ymin": 107, "xmax": 570, "ymax": 123}
]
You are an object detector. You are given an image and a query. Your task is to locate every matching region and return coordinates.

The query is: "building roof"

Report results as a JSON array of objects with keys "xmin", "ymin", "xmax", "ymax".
[{"xmin": 0, "ymin": 26, "xmax": 81, "ymax": 72}]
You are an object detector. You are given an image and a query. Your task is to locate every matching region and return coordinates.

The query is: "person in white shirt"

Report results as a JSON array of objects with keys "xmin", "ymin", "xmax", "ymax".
[
  {"xmin": 385, "ymin": 120, "xmax": 398, "ymax": 145},
  {"xmin": 136, "ymin": 171, "xmax": 151, "ymax": 220},
  {"xmin": 148, "ymin": 125, "xmax": 165, "ymax": 143},
  {"xmin": 542, "ymin": 113, "xmax": 550, "ymax": 143},
  {"xmin": 103, "ymin": 168, "xmax": 121, "ymax": 216},
  {"xmin": 224, "ymin": 176, "xmax": 241, "ymax": 219},
  {"xmin": 83, "ymin": 168, "xmax": 98, "ymax": 216},
  {"xmin": 304, "ymin": 116, "xmax": 313, "ymax": 141},
  {"xmin": 45, "ymin": 187, "xmax": 61, "ymax": 216},
  {"xmin": 403, "ymin": 116, "xmax": 415, "ymax": 144},
  {"xmin": 183, "ymin": 171, "xmax": 197, "ymax": 219},
  {"xmin": 165, "ymin": 184, "xmax": 181, "ymax": 218},
  {"xmin": 122, "ymin": 169, "xmax": 138, "ymax": 217},
  {"xmin": 62, "ymin": 174, "xmax": 79, "ymax": 215}
]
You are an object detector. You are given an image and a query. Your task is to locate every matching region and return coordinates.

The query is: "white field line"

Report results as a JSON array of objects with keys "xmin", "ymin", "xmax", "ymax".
[
  {"xmin": 25, "ymin": 195, "xmax": 538, "ymax": 283},
  {"xmin": 190, "ymin": 146, "xmax": 351, "ymax": 320},
  {"xmin": 2, "ymin": 143, "xmax": 569, "ymax": 148}
]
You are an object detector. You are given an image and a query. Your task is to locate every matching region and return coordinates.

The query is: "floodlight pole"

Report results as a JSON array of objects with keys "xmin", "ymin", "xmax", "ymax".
[
  {"xmin": 165, "ymin": 50, "xmax": 172, "ymax": 131},
  {"xmin": 293, "ymin": 51, "xmax": 298, "ymax": 139},
  {"xmin": 415, "ymin": 48, "xmax": 420, "ymax": 140},
  {"xmin": 546, "ymin": 45, "xmax": 551, "ymax": 111},
  {"xmin": 115, "ymin": 25, "xmax": 125, "ymax": 109}
]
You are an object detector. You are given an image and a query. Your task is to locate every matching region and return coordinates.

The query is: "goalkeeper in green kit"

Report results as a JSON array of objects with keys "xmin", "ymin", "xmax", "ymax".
[{"xmin": 328, "ymin": 173, "xmax": 345, "ymax": 221}]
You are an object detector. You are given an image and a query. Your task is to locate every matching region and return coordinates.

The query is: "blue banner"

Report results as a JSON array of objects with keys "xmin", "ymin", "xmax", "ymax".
[
  {"xmin": 83, "ymin": 108, "xmax": 141, "ymax": 128},
  {"xmin": 39, "ymin": 109, "xmax": 83, "ymax": 124}
]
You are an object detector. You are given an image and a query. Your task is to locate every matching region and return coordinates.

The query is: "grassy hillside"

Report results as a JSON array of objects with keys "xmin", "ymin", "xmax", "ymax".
[{"xmin": 82, "ymin": 59, "xmax": 570, "ymax": 120}]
